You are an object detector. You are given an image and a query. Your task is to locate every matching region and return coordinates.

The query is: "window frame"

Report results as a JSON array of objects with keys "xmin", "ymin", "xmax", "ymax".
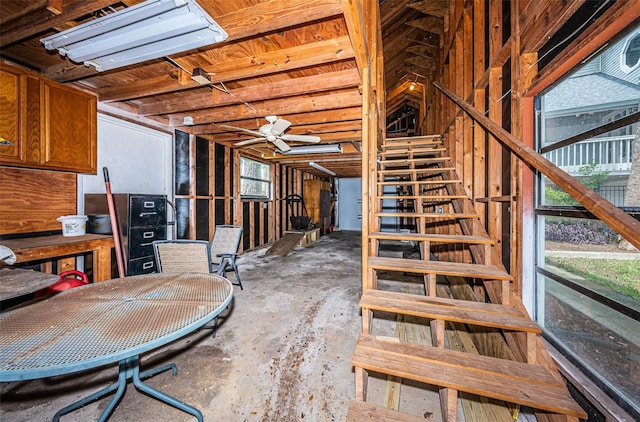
[{"xmin": 239, "ymin": 156, "xmax": 272, "ymax": 201}]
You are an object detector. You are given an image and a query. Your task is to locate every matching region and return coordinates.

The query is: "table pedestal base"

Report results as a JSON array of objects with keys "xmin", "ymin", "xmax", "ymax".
[{"xmin": 52, "ymin": 355, "xmax": 203, "ymax": 422}]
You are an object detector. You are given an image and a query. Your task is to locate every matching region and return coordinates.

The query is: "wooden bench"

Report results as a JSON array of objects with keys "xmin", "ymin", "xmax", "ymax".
[
  {"xmin": 352, "ymin": 334, "xmax": 587, "ymax": 421},
  {"xmin": 360, "ymin": 289, "xmax": 540, "ymax": 363}
]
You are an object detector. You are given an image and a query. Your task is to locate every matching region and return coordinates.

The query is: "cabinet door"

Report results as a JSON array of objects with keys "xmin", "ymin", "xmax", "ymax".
[
  {"xmin": 40, "ymin": 80, "xmax": 97, "ymax": 173},
  {"xmin": 0, "ymin": 65, "xmax": 26, "ymax": 165}
]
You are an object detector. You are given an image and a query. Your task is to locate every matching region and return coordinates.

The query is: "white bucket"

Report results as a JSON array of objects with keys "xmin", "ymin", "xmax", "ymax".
[{"xmin": 57, "ymin": 215, "xmax": 88, "ymax": 237}]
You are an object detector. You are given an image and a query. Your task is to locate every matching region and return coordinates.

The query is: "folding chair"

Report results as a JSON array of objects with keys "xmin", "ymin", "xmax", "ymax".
[{"xmin": 209, "ymin": 225, "xmax": 244, "ymax": 290}]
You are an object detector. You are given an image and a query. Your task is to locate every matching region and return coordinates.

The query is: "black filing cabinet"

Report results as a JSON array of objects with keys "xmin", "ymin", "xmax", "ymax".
[{"xmin": 85, "ymin": 194, "xmax": 167, "ymax": 276}]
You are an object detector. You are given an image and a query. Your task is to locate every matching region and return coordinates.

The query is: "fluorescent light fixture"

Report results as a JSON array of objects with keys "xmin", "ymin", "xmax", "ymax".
[
  {"xmin": 309, "ymin": 162, "xmax": 336, "ymax": 176},
  {"xmin": 283, "ymin": 144, "xmax": 343, "ymax": 155},
  {"xmin": 40, "ymin": 0, "xmax": 227, "ymax": 72}
]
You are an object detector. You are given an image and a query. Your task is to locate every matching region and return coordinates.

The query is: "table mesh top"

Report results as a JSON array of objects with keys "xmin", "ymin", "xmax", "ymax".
[{"xmin": 0, "ymin": 273, "xmax": 233, "ymax": 380}]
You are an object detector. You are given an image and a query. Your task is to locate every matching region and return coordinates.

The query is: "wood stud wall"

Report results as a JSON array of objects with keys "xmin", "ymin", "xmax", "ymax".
[
  {"xmin": 435, "ymin": 0, "xmax": 528, "ymax": 293},
  {"xmin": 174, "ymin": 130, "xmax": 327, "ymax": 252},
  {"xmin": 433, "ymin": 0, "xmax": 640, "ymax": 293}
]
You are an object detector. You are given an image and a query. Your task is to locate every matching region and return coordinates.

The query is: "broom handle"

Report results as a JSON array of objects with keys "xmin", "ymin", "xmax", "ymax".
[{"xmin": 103, "ymin": 167, "xmax": 126, "ymax": 278}]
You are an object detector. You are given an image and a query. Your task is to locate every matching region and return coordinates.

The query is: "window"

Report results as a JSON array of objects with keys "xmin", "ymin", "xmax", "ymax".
[
  {"xmin": 621, "ymin": 30, "xmax": 640, "ymax": 73},
  {"xmin": 535, "ymin": 25, "xmax": 640, "ymax": 419},
  {"xmin": 240, "ymin": 157, "xmax": 271, "ymax": 200}
]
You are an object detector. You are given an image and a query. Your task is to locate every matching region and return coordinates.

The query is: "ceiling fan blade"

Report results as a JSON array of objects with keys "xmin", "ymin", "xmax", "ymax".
[
  {"xmin": 220, "ymin": 124, "xmax": 263, "ymax": 137},
  {"xmin": 271, "ymin": 118, "xmax": 291, "ymax": 135},
  {"xmin": 235, "ymin": 137, "xmax": 266, "ymax": 146},
  {"xmin": 272, "ymin": 138, "xmax": 291, "ymax": 152},
  {"xmin": 281, "ymin": 134, "xmax": 321, "ymax": 143}
]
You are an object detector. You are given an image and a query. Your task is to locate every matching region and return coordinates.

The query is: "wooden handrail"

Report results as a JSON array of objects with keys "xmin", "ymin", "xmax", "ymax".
[{"xmin": 434, "ymin": 82, "xmax": 640, "ymax": 250}]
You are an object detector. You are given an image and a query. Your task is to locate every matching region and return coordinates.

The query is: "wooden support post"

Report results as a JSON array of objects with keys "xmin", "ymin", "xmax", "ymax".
[
  {"xmin": 430, "ymin": 319, "xmax": 445, "ymax": 347},
  {"xmin": 439, "ymin": 387, "xmax": 458, "ymax": 422},
  {"xmin": 354, "ymin": 367, "xmax": 368, "ymax": 401}
]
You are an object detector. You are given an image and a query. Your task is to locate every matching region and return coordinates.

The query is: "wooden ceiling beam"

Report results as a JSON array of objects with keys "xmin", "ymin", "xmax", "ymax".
[
  {"xmin": 176, "ymin": 90, "xmax": 362, "ymax": 126},
  {"xmin": 98, "ymin": 36, "xmax": 354, "ymax": 102},
  {"xmin": 41, "ymin": 0, "xmax": 345, "ymax": 82},
  {"xmin": 0, "ymin": 0, "xmax": 120, "ymax": 46},
  {"xmin": 407, "ymin": 0, "xmax": 450, "ymax": 18},
  {"xmin": 406, "ymin": 16, "xmax": 444, "ymax": 35},
  {"xmin": 138, "ymin": 68, "xmax": 361, "ymax": 116}
]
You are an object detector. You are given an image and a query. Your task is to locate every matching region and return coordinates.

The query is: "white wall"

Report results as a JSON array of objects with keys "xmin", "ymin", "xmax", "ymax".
[{"xmin": 77, "ymin": 114, "xmax": 173, "ymax": 213}]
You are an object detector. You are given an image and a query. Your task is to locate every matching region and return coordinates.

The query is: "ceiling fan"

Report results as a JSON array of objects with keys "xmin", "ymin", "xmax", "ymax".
[{"xmin": 221, "ymin": 116, "xmax": 320, "ymax": 152}]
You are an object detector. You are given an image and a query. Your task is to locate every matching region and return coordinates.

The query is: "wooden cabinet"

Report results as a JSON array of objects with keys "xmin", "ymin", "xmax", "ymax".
[
  {"xmin": 0, "ymin": 61, "xmax": 97, "ymax": 173},
  {"xmin": 0, "ymin": 64, "xmax": 26, "ymax": 165},
  {"xmin": 304, "ymin": 179, "xmax": 332, "ymax": 233}
]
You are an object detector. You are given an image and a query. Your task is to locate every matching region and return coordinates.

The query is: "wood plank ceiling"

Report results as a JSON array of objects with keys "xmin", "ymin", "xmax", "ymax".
[{"xmin": 0, "ymin": 0, "xmax": 446, "ymax": 178}]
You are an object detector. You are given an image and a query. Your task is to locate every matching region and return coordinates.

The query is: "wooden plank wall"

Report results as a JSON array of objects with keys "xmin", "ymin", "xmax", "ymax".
[{"xmin": 0, "ymin": 167, "xmax": 76, "ymax": 235}]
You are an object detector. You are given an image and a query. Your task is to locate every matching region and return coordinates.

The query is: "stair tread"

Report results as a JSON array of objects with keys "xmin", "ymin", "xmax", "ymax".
[
  {"xmin": 380, "ymin": 148, "xmax": 446, "ymax": 156},
  {"xmin": 370, "ymin": 231, "xmax": 493, "ymax": 244},
  {"xmin": 352, "ymin": 334, "xmax": 587, "ymax": 418},
  {"xmin": 379, "ymin": 167, "xmax": 455, "ymax": 174},
  {"xmin": 346, "ymin": 399, "xmax": 427, "ymax": 422},
  {"xmin": 386, "ymin": 135, "xmax": 441, "ymax": 142},
  {"xmin": 360, "ymin": 289, "xmax": 540, "ymax": 332},
  {"xmin": 368, "ymin": 256, "xmax": 512, "ymax": 280},
  {"xmin": 376, "ymin": 211, "xmax": 479, "ymax": 219},
  {"xmin": 379, "ymin": 195, "xmax": 468, "ymax": 200},
  {"xmin": 377, "ymin": 180, "xmax": 459, "ymax": 185},
  {"xmin": 381, "ymin": 157, "xmax": 449, "ymax": 165}
]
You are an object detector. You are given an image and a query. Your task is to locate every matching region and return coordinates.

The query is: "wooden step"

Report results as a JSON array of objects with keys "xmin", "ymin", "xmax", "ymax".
[
  {"xmin": 368, "ymin": 256, "xmax": 511, "ymax": 280},
  {"xmin": 386, "ymin": 135, "xmax": 441, "ymax": 143},
  {"xmin": 379, "ymin": 167, "xmax": 455, "ymax": 175},
  {"xmin": 346, "ymin": 399, "xmax": 428, "ymax": 422},
  {"xmin": 370, "ymin": 231, "xmax": 493, "ymax": 245},
  {"xmin": 360, "ymin": 289, "xmax": 539, "ymax": 362},
  {"xmin": 378, "ymin": 195, "xmax": 468, "ymax": 201},
  {"xmin": 380, "ymin": 148, "xmax": 446, "ymax": 157},
  {"xmin": 377, "ymin": 179, "xmax": 459, "ymax": 186},
  {"xmin": 383, "ymin": 138, "xmax": 441, "ymax": 149},
  {"xmin": 360, "ymin": 289, "xmax": 540, "ymax": 334},
  {"xmin": 380, "ymin": 157, "xmax": 449, "ymax": 167},
  {"xmin": 375, "ymin": 211, "xmax": 479, "ymax": 219},
  {"xmin": 352, "ymin": 334, "xmax": 587, "ymax": 419}
]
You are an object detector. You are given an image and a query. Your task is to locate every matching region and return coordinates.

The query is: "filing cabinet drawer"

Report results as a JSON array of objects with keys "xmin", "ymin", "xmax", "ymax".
[
  {"xmin": 128, "ymin": 256, "xmax": 157, "ymax": 275},
  {"xmin": 129, "ymin": 226, "xmax": 166, "ymax": 259},
  {"xmin": 130, "ymin": 196, "xmax": 166, "ymax": 227}
]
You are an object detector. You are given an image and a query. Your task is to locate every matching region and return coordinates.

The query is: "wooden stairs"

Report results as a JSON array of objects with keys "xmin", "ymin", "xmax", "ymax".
[{"xmin": 349, "ymin": 135, "xmax": 587, "ymax": 421}]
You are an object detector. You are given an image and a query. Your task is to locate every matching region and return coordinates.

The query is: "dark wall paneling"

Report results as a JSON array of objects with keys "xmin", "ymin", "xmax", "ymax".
[
  {"xmin": 214, "ymin": 143, "xmax": 225, "ymax": 197},
  {"xmin": 175, "ymin": 198, "xmax": 190, "ymax": 239},
  {"xmin": 229, "ymin": 150, "xmax": 235, "ymax": 221},
  {"xmin": 215, "ymin": 199, "xmax": 225, "ymax": 226},
  {"xmin": 253, "ymin": 202, "xmax": 261, "ymax": 248},
  {"xmin": 242, "ymin": 202, "xmax": 250, "ymax": 250},
  {"xmin": 264, "ymin": 205, "xmax": 269, "ymax": 244},
  {"xmin": 196, "ymin": 198, "xmax": 209, "ymax": 240},
  {"xmin": 195, "ymin": 137, "xmax": 209, "ymax": 196},
  {"xmin": 174, "ymin": 130, "xmax": 190, "ymax": 196}
]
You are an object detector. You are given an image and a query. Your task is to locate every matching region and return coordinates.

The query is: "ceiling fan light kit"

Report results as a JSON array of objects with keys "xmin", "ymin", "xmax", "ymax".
[
  {"xmin": 40, "ymin": 0, "xmax": 227, "ymax": 72},
  {"xmin": 222, "ymin": 116, "xmax": 321, "ymax": 152}
]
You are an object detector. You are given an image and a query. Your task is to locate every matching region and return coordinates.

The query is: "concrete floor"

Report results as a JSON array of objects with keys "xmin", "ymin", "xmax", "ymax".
[{"xmin": 0, "ymin": 231, "xmax": 366, "ymax": 422}]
